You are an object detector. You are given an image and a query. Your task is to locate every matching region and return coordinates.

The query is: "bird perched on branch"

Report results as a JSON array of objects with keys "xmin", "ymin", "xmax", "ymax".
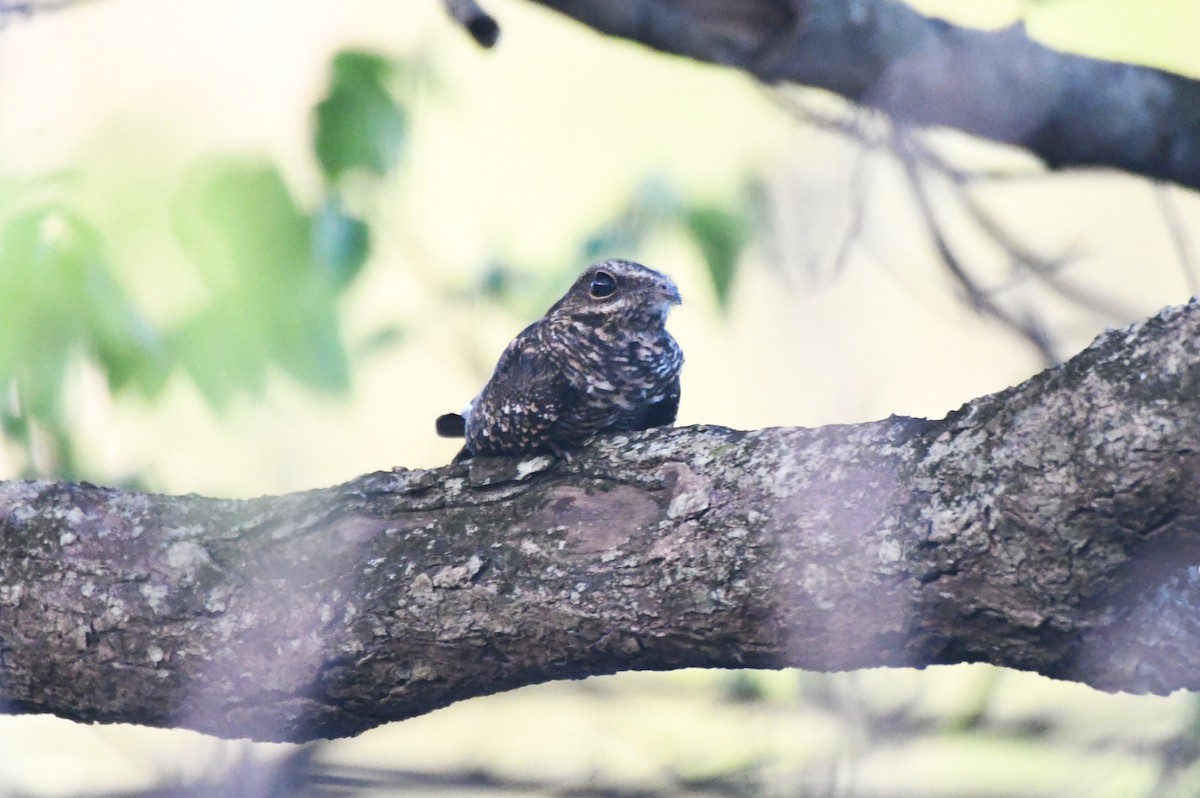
[{"xmin": 437, "ymin": 260, "xmax": 684, "ymax": 460}]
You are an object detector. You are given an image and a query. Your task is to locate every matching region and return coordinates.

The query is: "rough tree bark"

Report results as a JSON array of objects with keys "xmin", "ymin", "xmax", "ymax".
[
  {"xmin": 452, "ymin": 0, "xmax": 1200, "ymax": 191},
  {"xmin": 2, "ymin": 301, "xmax": 1200, "ymax": 742}
]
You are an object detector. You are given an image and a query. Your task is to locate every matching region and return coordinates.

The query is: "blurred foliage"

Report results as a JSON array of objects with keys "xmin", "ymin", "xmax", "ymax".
[
  {"xmin": 171, "ymin": 160, "xmax": 357, "ymax": 406},
  {"xmin": 65, "ymin": 668, "xmax": 1200, "ymax": 798},
  {"xmin": 0, "ymin": 203, "xmax": 163, "ymax": 478},
  {"xmin": 684, "ymin": 203, "xmax": 750, "ymax": 307},
  {"xmin": 315, "ymin": 51, "xmax": 407, "ymax": 181},
  {"xmin": 0, "ymin": 47, "xmax": 408, "ymax": 478},
  {"xmin": 471, "ymin": 177, "xmax": 758, "ymax": 319},
  {"xmin": 581, "ymin": 177, "xmax": 757, "ymax": 311},
  {"xmin": 0, "ymin": 40, "xmax": 759, "ymax": 479}
]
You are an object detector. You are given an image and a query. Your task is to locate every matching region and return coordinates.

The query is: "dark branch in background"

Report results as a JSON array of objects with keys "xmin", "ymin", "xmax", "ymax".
[
  {"xmin": 448, "ymin": 0, "xmax": 1199, "ymax": 349},
  {"xmin": 4, "ymin": 301, "xmax": 1200, "ymax": 742},
  {"xmin": 0, "ymin": 0, "xmax": 91, "ymax": 20},
  {"xmin": 456, "ymin": 0, "xmax": 1200, "ymax": 192},
  {"xmin": 443, "ymin": 0, "xmax": 499, "ymax": 48}
]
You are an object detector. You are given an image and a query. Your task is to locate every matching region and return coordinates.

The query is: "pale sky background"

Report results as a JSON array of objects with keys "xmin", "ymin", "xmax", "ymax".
[{"xmin": 0, "ymin": 0, "xmax": 1195, "ymax": 496}]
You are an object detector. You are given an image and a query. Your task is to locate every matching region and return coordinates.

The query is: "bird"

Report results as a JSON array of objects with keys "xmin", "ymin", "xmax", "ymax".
[{"xmin": 436, "ymin": 259, "xmax": 684, "ymax": 460}]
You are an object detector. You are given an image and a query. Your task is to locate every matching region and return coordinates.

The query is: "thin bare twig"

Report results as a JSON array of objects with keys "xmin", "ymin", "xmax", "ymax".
[
  {"xmin": 898, "ymin": 135, "xmax": 1140, "ymax": 324},
  {"xmin": 898, "ymin": 138, "xmax": 1094, "ymax": 304},
  {"xmin": 894, "ymin": 128, "xmax": 1060, "ymax": 365},
  {"xmin": 829, "ymin": 123, "xmax": 880, "ymax": 279},
  {"xmin": 767, "ymin": 89, "xmax": 1123, "ymax": 338},
  {"xmin": 767, "ymin": 89, "xmax": 890, "ymax": 150},
  {"xmin": 1154, "ymin": 183, "xmax": 1200, "ymax": 297}
]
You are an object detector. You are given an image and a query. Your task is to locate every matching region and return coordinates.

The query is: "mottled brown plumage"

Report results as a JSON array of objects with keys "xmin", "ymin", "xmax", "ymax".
[{"xmin": 437, "ymin": 260, "xmax": 683, "ymax": 459}]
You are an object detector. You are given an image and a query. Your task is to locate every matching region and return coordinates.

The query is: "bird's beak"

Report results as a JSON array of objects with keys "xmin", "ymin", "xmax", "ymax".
[{"xmin": 657, "ymin": 278, "xmax": 682, "ymax": 306}]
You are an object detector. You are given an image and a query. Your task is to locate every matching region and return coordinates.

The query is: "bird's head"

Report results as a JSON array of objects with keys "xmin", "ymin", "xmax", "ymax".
[{"xmin": 548, "ymin": 260, "xmax": 682, "ymax": 328}]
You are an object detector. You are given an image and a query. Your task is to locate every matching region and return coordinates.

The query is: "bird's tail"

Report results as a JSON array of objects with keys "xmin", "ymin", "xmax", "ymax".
[{"xmin": 436, "ymin": 413, "xmax": 466, "ymax": 438}]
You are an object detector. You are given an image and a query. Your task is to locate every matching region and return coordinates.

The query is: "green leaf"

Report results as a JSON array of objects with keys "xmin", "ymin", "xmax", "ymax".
[
  {"xmin": 313, "ymin": 196, "xmax": 370, "ymax": 291},
  {"xmin": 172, "ymin": 158, "xmax": 355, "ymax": 402},
  {"xmin": 314, "ymin": 51, "xmax": 407, "ymax": 182},
  {"xmin": 0, "ymin": 407, "xmax": 28, "ymax": 443},
  {"xmin": 174, "ymin": 161, "xmax": 312, "ymax": 299},
  {"xmin": 269, "ymin": 300, "xmax": 350, "ymax": 392},
  {"xmin": 0, "ymin": 206, "xmax": 164, "ymax": 411},
  {"xmin": 685, "ymin": 205, "xmax": 746, "ymax": 310}
]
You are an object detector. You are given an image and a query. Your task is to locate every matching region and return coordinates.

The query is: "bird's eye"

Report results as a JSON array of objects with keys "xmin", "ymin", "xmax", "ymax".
[{"xmin": 589, "ymin": 271, "xmax": 618, "ymax": 299}]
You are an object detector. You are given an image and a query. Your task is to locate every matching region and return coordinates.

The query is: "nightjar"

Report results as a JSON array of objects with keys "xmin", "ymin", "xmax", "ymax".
[{"xmin": 436, "ymin": 260, "xmax": 684, "ymax": 460}]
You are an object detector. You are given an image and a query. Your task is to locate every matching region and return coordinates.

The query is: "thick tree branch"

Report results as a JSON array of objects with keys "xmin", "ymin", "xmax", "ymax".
[
  {"xmin": 4, "ymin": 301, "xmax": 1200, "ymax": 742},
  {"xmin": 482, "ymin": 0, "xmax": 1200, "ymax": 191}
]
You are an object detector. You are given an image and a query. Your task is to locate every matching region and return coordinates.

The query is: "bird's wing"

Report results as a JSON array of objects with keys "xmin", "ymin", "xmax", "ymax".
[
  {"xmin": 636, "ymin": 371, "xmax": 680, "ymax": 430},
  {"xmin": 465, "ymin": 323, "xmax": 577, "ymax": 454}
]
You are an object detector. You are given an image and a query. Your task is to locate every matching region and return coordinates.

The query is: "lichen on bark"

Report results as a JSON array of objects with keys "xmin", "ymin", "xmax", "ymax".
[{"xmin": 3, "ymin": 301, "xmax": 1200, "ymax": 741}]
